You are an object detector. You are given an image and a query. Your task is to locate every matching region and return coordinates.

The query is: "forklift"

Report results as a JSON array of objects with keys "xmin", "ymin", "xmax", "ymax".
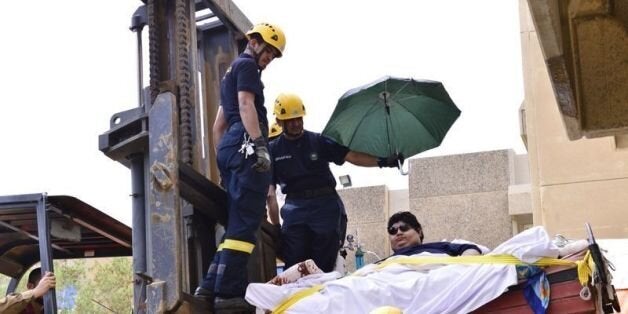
[{"xmin": 99, "ymin": 0, "xmax": 278, "ymax": 312}]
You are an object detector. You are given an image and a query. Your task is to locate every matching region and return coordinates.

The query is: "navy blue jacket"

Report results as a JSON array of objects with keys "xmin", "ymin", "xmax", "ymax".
[
  {"xmin": 269, "ymin": 130, "xmax": 349, "ymax": 194},
  {"xmin": 392, "ymin": 242, "xmax": 482, "ymax": 257},
  {"xmin": 220, "ymin": 53, "xmax": 268, "ymax": 129}
]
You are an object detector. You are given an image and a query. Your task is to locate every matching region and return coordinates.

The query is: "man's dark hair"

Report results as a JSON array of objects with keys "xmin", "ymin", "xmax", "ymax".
[
  {"xmin": 28, "ymin": 267, "xmax": 42, "ymax": 285},
  {"xmin": 387, "ymin": 211, "xmax": 424, "ymax": 242},
  {"xmin": 248, "ymin": 33, "xmax": 264, "ymax": 44}
]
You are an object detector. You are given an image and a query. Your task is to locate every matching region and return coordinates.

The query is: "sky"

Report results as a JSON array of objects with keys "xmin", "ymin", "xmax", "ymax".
[{"xmin": 0, "ymin": 1, "xmax": 525, "ymax": 226}]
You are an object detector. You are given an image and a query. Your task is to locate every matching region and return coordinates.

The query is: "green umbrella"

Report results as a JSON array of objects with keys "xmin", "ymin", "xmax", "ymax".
[{"xmin": 322, "ymin": 76, "xmax": 460, "ymax": 170}]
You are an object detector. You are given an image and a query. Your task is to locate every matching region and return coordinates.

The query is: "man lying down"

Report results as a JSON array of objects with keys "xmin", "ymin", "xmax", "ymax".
[{"xmin": 246, "ymin": 212, "xmax": 586, "ymax": 314}]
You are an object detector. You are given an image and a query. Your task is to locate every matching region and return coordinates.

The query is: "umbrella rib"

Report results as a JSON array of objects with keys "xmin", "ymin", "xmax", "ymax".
[
  {"xmin": 384, "ymin": 81, "xmax": 411, "ymax": 156},
  {"xmin": 385, "ymin": 105, "xmax": 394, "ymax": 156},
  {"xmin": 389, "ymin": 80, "xmax": 412, "ymax": 103}
]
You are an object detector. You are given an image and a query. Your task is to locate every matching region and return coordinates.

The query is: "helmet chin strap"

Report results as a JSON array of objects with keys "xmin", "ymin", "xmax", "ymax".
[{"xmin": 250, "ymin": 42, "xmax": 268, "ymax": 70}]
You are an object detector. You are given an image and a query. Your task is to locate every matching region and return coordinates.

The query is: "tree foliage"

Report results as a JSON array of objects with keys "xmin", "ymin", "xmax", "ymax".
[
  {"xmin": 0, "ymin": 257, "xmax": 133, "ymax": 313},
  {"xmin": 56, "ymin": 257, "xmax": 132, "ymax": 313}
]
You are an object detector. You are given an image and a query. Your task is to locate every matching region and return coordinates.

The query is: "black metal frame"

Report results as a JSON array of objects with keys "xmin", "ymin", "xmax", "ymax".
[{"xmin": 0, "ymin": 193, "xmax": 132, "ymax": 313}]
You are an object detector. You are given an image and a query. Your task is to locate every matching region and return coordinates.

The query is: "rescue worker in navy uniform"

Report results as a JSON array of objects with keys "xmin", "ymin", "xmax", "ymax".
[
  {"xmin": 194, "ymin": 22, "xmax": 286, "ymax": 311},
  {"xmin": 267, "ymin": 93, "xmax": 403, "ymax": 273}
]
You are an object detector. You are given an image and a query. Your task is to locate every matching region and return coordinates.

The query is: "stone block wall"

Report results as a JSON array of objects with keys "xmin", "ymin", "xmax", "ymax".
[
  {"xmin": 337, "ymin": 185, "xmax": 389, "ymax": 271},
  {"xmin": 408, "ymin": 150, "xmax": 515, "ymax": 249}
]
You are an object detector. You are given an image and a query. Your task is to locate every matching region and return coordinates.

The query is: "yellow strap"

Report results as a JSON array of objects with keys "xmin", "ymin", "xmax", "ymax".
[
  {"xmin": 222, "ymin": 239, "xmax": 255, "ymax": 253},
  {"xmin": 216, "ymin": 243, "xmax": 224, "ymax": 252},
  {"xmin": 273, "ymin": 284, "xmax": 324, "ymax": 314},
  {"xmin": 575, "ymin": 251, "xmax": 594, "ymax": 286},
  {"xmin": 377, "ymin": 254, "xmax": 593, "ymax": 286}
]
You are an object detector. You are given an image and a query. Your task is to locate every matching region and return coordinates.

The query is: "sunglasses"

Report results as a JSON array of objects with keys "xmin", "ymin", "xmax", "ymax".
[{"xmin": 388, "ymin": 224, "xmax": 411, "ymax": 235}]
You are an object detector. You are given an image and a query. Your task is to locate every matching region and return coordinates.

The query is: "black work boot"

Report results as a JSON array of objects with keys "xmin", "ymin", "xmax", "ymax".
[
  {"xmin": 214, "ymin": 297, "xmax": 254, "ymax": 313},
  {"xmin": 193, "ymin": 286, "xmax": 214, "ymax": 302}
]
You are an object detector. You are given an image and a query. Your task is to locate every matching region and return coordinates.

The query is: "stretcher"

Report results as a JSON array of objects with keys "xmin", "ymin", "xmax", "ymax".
[{"xmin": 246, "ymin": 225, "xmax": 622, "ymax": 314}]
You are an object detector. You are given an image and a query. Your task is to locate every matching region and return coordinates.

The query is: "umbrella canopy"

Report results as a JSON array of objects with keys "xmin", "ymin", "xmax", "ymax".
[{"xmin": 322, "ymin": 76, "xmax": 460, "ymax": 160}]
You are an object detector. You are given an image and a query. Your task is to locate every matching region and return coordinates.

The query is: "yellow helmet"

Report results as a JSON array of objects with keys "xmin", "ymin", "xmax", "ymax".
[
  {"xmin": 269, "ymin": 122, "xmax": 283, "ymax": 138},
  {"xmin": 274, "ymin": 93, "xmax": 306, "ymax": 120},
  {"xmin": 246, "ymin": 23, "xmax": 286, "ymax": 57}
]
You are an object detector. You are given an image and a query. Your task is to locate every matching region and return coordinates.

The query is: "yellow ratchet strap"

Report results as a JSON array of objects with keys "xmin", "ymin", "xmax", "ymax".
[
  {"xmin": 221, "ymin": 239, "xmax": 255, "ymax": 253},
  {"xmin": 377, "ymin": 253, "xmax": 593, "ymax": 286},
  {"xmin": 273, "ymin": 284, "xmax": 324, "ymax": 314}
]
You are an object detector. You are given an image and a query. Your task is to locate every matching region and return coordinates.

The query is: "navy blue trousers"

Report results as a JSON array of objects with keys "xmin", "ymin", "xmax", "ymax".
[
  {"xmin": 200, "ymin": 123, "xmax": 271, "ymax": 297},
  {"xmin": 280, "ymin": 195, "xmax": 345, "ymax": 272}
]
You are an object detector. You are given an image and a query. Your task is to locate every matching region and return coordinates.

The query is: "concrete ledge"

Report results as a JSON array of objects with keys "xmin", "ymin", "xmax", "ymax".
[{"xmin": 409, "ymin": 150, "xmax": 514, "ymax": 198}]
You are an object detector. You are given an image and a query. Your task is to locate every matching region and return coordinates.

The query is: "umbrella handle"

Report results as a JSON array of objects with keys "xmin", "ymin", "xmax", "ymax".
[{"xmin": 398, "ymin": 159, "xmax": 408, "ymax": 176}]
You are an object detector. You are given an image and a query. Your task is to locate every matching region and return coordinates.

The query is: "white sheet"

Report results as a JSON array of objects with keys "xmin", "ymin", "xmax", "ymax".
[{"xmin": 246, "ymin": 226, "xmax": 559, "ymax": 314}]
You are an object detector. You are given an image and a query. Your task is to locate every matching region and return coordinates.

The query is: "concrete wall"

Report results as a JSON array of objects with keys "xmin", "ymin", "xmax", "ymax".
[
  {"xmin": 519, "ymin": 0, "xmax": 628, "ymax": 238},
  {"xmin": 408, "ymin": 150, "xmax": 515, "ymax": 249},
  {"xmin": 337, "ymin": 185, "xmax": 389, "ymax": 269}
]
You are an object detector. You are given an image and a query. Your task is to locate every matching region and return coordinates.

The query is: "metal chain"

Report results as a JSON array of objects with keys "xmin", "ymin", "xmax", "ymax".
[
  {"xmin": 147, "ymin": 0, "xmax": 160, "ymax": 104},
  {"xmin": 175, "ymin": 0, "xmax": 194, "ymax": 165}
]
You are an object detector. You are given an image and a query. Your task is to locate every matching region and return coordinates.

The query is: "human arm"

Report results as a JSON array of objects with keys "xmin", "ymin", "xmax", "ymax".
[
  {"xmin": 344, "ymin": 151, "xmax": 403, "ymax": 168},
  {"xmin": 318, "ymin": 135, "xmax": 402, "ymax": 168},
  {"xmin": 238, "ymin": 90, "xmax": 270, "ymax": 171},
  {"xmin": 0, "ymin": 292, "xmax": 34, "ymax": 313},
  {"xmin": 266, "ymin": 184, "xmax": 280, "ymax": 225},
  {"xmin": 344, "ymin": 151, "xmax": 379, "ymax": 167},
  {"xmin": 212, "ymin": 106, "xmax": 227, "ymax": 154},
  {"xmin": 0, "ymin": 272, "xmax": 55, "ymax": 312},
  {"xmin": 238, "ymin": 90, "xmax": 262, "ymax": 139},
  {"xmin": 449, "ymin": 243, "xmax": 483, "ymax": 256},
  {"xmin": 461, "ymin": 248, "xmax": 481, "ymax": 256},
  {"xmin": 32, "ymin": 271, "xmax": 56, "ymax": 298}
]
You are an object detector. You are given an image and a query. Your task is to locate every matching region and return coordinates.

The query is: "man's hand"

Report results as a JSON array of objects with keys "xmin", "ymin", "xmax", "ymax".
[
  {"xmin": 252, "ymin": 137, "xmax": 271, "ymax": 172},
  {"xmin": 377, "ymin": 153, "xmax": 404, "ymax": 168},
  {"xmin": 33, "ymin": 272, "xmax": 56, "ymax": 298}
]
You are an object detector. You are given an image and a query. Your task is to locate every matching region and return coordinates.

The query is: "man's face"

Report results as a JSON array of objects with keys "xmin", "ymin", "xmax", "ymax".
[
  {"xmin": 256, "ymin": 43, "xmax": 277, "ymax": 70},
  {"xmin": 278, "ymin": 117, "xmax": 304, "ymax": 138},
  {"xmin": 388, "ymin": 221, "xmax": 422, "ymax": 251}
]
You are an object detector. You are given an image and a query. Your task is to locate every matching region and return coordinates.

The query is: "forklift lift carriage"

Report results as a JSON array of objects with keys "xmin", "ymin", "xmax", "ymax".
[{"xmin": 98, "ymin": 0, "xmax": 278, "ymax": 312}]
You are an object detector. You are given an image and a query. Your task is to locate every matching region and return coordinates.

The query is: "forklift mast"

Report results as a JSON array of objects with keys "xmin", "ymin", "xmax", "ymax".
[{"xmin": 99, "ymin": 0, "xmax": 277, "ymax": 312}]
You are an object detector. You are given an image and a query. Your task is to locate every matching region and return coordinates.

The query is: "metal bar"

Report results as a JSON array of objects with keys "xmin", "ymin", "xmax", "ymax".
[
  {"xmin": 36, "ymin": 194, "xmax": 58, "ymax": 313},
  {"xmin": 146, "ymin": 92, "xmax": 182, "ymax": 312},
  {"xmin": 131, "ymin": 153, "xmax": 147, "ymax": 314},
  {"xmin": 6, "ymin": 278, "xmax": 19, "ymax": 294},
  {"xmin": 202, "ymin": 0, "xmax": 252, "ymax": 36},
  {"xmin": 195, "ymin": 12, "xmax": 215, "ymax": 22},
  {"xmin": 0, "ymin": 220, "xmax": 72, "ymax": 255},
  {"xmin": 46, "ymin": 206, "xmax": 131, "ymax": 248},
  {"xmin": 0, "ymin": 193, "xmax": 43, "ymax": 204},
  {"xmin": 130, "ymin": 4, "xmax": 147, "ymax": 108},
  {"xmin": 136, "ymin": 30, "xmax": 145, "ymax": 108}
]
